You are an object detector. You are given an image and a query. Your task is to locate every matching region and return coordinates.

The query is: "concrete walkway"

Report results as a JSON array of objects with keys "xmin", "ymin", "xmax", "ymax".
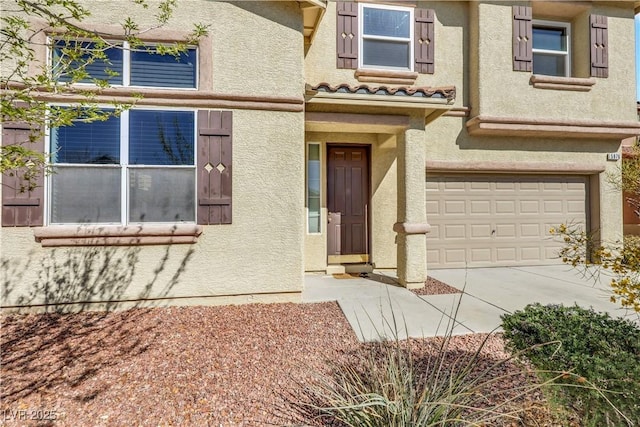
[{"xmin": 303, "ymin": 266, "xmax": 638, "ymax": 342}]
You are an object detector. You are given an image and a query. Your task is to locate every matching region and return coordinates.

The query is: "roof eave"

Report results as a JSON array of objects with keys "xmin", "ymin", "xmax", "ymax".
[{"xmin": 299, "ymin": 0, "xmax": 327, "ymax": 46}]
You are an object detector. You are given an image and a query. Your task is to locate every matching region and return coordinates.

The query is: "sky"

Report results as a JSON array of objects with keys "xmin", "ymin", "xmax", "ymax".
[{"xmin": 637, "ymin": 15, "xmax": 640, "ymax": 100}]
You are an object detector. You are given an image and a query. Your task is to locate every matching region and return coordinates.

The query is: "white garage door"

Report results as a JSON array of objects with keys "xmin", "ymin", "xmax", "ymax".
[{"xmin": 426, "ymin": 174, "xmax": 588, "ymax": 268}]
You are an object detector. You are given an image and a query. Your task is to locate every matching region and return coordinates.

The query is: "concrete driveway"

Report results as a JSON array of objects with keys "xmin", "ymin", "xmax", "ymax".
[{"xmin": 303, "ymin": 266, "xmax": 638, "ymax": 342}]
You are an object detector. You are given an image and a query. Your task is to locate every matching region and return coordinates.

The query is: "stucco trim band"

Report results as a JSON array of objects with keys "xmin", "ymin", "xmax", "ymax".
[
  {"xmin": 530, "ymin": 75, "xmax": 596, "ymax": 92},
  {"xmin": 425, "ymin": 160, "xmax": 606, "ymax": 174},
  {"xmin": 442, "ymin": 107, "xmax": 470, "ymax": 117},
  {"xmin": 2, "ymin": 86, "xmax": 304, "ymax": 112},
  {"xmin": 305, "ymin": 112, "xmax": 411, "ymax": 133},
  {"xmin": 1, "ymin": 290, "xmax": 301, "ymax": 312},
  {"xmin": 355, "ymin": 68, "xmax": 418, "ymax": 85},
  {"xmin": 393, "ymin": 222, "xmax": 431, "ymax": 235},
  {"xmin": 466, "ymin": 116, "xmax": 640, "ymax": 139},
  {"xmin": 33, "ymin": 224, "xmax": 203, "ymax": 247}
]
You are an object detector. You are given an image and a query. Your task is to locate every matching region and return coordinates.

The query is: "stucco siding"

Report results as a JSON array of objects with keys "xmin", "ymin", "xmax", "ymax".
[
  {"xmin": 1, "ymin": 0, "xmax": 304, "ymax": 98},
  {"xmin": 1, "ymin": 109, "xmax": 306, "ymax": 310},
  {"xmin": 472, "ymin": 1, "xmax": 636, "ymax": 122},
  {"xmin": 304, "ymin": 1, "xmax": 468, "ymax": 108},
  {"xmin": 425, "ymin": 115, "xmax": 623, "ymax": 246}
]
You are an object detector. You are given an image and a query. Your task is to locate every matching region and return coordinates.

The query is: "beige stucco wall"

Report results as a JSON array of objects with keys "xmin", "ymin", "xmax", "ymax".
[
  {"xmin": 303, "ymin": 131, "xmax": 397, "ymax": 271},
  {"xmin": 83, "ymin": 0, "xmax": 305, "ymax": 98},
  {"xmin": 471, "ymin": 1, "xmax": 637, "ymax": 122},
  {"xmin": 1, "ymin": 0, "xmax": 308, "ymax": 310},
  {"xmin": 303, "ymin": 0, "xmax": 629, "ymax": 271},
  {"xmin": 1, "ymin": 0, "xmax": 304, "ymax": 98},
  {"xmin": 305, "ymin": 0, "xmax": 468, "ymax": 108},
  {"xmin": 1, "ymin": 109, "xmax": 306, "ymax": 310},
  {"xmin": 425, "ymin": 115, "xmax": 624, "ymax": 245}
]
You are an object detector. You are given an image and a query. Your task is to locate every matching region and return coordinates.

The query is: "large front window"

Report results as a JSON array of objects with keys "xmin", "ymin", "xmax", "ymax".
[
  {"xmin": 49, "ymin": 109, "xmax": 196, "ymax": 224},
  {"xmin": 359, "ymin": 4, "xmax": 413, "ymax": 71},
  {"xmin": 532, "ymin": 20, "xmax": 570, "ymax": 77}
]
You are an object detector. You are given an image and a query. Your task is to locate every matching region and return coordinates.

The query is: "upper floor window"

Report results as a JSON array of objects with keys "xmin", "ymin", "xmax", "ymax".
[
  {"xmin": 359, "ymin": 3, "xmax": 414, "ymax": 71},
  {"xmin": 532, "ymin": 20, "xmax": 570, "ymax": 77},
  {"xmin": 53, "ymin": 40, "xmax": 197, "ymax": 89}
]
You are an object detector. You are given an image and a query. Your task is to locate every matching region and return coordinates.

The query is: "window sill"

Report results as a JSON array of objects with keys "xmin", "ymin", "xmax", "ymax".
[
  {"xmin": 355, "ymin": 68, "xmax": 418, "ymax": 85},
  {"xmin": 33, "ymin": 224, "xmax": 203, "ymax": 247},
  {"xmin": 530, "ymin": 75, "xmax": 596, "ymax": 92}
]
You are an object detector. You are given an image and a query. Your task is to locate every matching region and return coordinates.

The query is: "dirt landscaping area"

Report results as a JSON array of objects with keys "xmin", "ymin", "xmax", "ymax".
[{"xmin": 1, "ymin": 302, "xmax": 555, "ymax": 426}]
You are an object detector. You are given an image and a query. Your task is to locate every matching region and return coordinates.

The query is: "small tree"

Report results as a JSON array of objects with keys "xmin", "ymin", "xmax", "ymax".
[
  {"xmin": 1, "ymin": 0, "xmax": 208, "ymax": 188},
  {"xmin": 551, "ymin": 147, "xmax": 640, "ymax": 313}
]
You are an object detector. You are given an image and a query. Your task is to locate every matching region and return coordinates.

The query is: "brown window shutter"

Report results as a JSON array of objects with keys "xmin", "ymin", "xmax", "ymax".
[
  {"xmin": 1, "ymin": 122, "xmax": 44, "ymax": 227},
  {"xmin": 197, "ymin": 110, "xmax": 232, "ymax": 225},
  {"xmin": 415, "ymin": 9, "xmax": 435, "ymax": 74},
  {"xmin": 513, "ymin": 5, "xmax": 533, "ymax": 72},
  {"xmin": 336, "ymin": 1, "xmax": 358, "ymax": 69},
  {"xmin": 590, "ymin": 15, "xmax": 608, "ymax": 78}
]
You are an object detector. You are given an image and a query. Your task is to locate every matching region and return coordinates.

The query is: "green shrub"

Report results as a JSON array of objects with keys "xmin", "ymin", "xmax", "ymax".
[{"xmin": 502, "ymin": 303, "xmax": 640, "ymax": 426}]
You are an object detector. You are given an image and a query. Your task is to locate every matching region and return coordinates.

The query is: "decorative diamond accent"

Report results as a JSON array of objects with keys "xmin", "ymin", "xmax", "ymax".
[
  {"xmin": 342, "ymin": 32, "xmax": 347, "ymax": 39},
  {"xmin": 216, "ymin": 163, "xmax": 226, "ymax": 173},
  {"xmin": 204, "ymin": 162, "xmax": 214, "ymax": 173}
]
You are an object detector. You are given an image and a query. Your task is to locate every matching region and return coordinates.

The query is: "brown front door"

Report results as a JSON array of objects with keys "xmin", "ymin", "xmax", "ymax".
[{"xmin": 327, "ymin": 146, "xmax": 369, "ymax": 264}]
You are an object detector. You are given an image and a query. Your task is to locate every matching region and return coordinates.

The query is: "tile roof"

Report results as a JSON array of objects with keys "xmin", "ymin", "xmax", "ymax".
[{"xmin": 307, "ymin": 83, "xmax": 456, "ymax": 101}]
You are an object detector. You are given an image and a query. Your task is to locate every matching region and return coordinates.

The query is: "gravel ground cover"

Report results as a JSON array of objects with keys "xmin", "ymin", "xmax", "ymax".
[
  {"xmin": 1, "ymin": 302, "xmax": 555, "ymax": 426},
  {"xmin": 411, "ymin": 276, "xmax": 462, "ymax": 295}
]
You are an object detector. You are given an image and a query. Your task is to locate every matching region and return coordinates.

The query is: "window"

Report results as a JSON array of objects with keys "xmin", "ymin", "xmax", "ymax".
[
  {"xmin": 307, "ymin": 143, "xmax": 321, "ymax": 233},
  {"xmin": 53, "ymin": 40, "xmax": 197, "ymax": 89},
  {"xmin": 359, "ymin": 3, "xmax": 414, "ymax": 71},
  {"xmin": 532, "ymin": 20, "xmax": 570, "ymax": 77},
  {"xmin": 49, "ymin": 108, "xmax": 196, "ymax": 224}
]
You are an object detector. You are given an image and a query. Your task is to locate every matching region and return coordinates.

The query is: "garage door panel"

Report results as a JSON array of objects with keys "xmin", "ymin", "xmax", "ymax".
[
  {"xmin": 470, "ymin": 248, "xmax": 491, "ymax": 263},
  {"xmin": 426, "ymin": 200, "xmax": 440, "ymax": 215},
  {"xmin": 521, "ymin": 247, "xmax": 542, "ymax": 261},
  {"xmin": 445, "ymin": 200, "xmax": 466, "ymax": 214},
  {"xmin": 496, "ymin": 247, "xmax": 517, "ymax": 262},
  {"xmin": 427, "ymin": 249, "xmax": 440, "ymax": 264},
  {"xmin": 471, "ymin": 224, "xmax": 491, "ymax": 238},
  {"xmin": 444, "ymin": 224, "xmax": 466, "ymax": 239},
  {"xmin": 470, "ymin": 200, "xmax": 490, "ymax": 214},
  {"xmin": 543, "ymin": 182, "xmax": 563, "ymax": 191},
  {"xmin": 426, "ymin": 174, "xmax": 587, "ymax": 268},
  {"xmin": 470, "ymin": 181, "xmax": 491, "ymax": 190},
  {"xmin": 520, "ymin": 223, "xmax": 540, "ymax": 237},
  {"xmin": 520, "ymin": 200, "xmax": 540, "ymax": 214},
  {"xmin": 567, "ymin": 200, "xmax": 586, "ymax": 214},
  {"xmin": 444, "ymin": 181, "xmax": 466, "ymax": 190},
  {"xmin": 495, "ymin": 224, "xmax": 516, "ymax": 238},
  {"xmin": 545, "ymin": 246, "xmax": 563, "ymax": 259},
  {"xmin": 567, "ymin": 182, "xmax": 585, "ymax": 190},
  {"xmin": 445, "ymin": 249, "xmax": 466, "ymax": 263},
  {"xmin": 495, "ymin": 182, "xmax": 516, "ymax": 190},
  {"xmin": 543, "ymin": 200, "xmax": 563, "ymax": 213},
  {"xmin": 429, "ymin": 224, "xmax": 441, "ymax": 239},
  {"xmin": 496, "ymin": 200, "xmax": 516, "ymax": 214},
  {"xmin": 519, "ymin": 182, "xmax": 539, "ymax": 190}
]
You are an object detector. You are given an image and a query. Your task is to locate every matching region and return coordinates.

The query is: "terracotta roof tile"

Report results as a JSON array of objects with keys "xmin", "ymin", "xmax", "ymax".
[{"xmin": 307, "ymin": 83, "xmax": 456, "ymax": 101}]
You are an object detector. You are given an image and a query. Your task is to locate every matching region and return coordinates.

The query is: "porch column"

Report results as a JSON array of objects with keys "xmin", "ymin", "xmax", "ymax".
[{"xmin": 395, "ymin": 115, "xmax": 428, "ymax": 289}]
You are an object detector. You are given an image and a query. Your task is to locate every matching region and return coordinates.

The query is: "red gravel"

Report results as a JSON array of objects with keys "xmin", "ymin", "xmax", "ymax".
[
  {"xmin": 1, "ymin": 303, "xmax": 555, "ymax": 426},
  {"xmin": 411, "ymin": 276, "xmax": 462, "ymax": 295}
]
